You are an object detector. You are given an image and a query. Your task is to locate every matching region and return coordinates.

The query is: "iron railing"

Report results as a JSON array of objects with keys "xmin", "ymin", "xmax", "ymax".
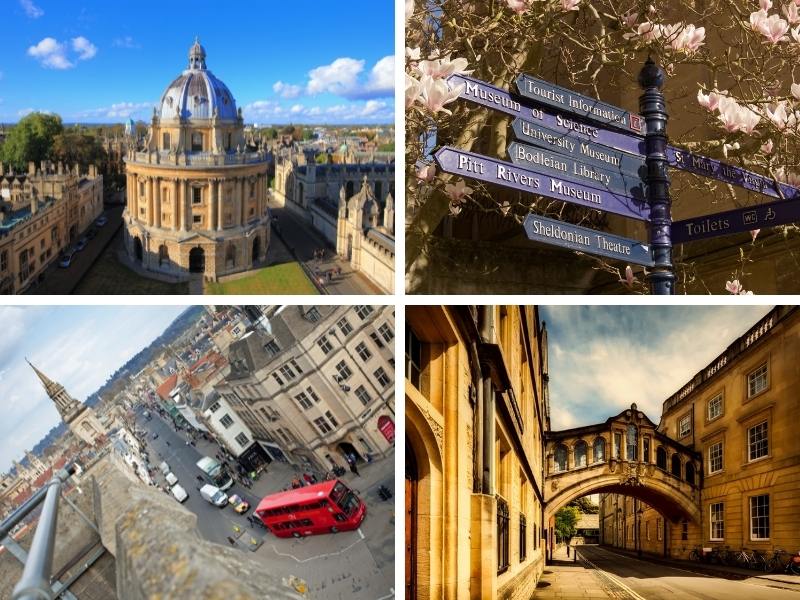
[{"xmin": 0, "ymin": 464, "xmax": 105, "ymax": 600}]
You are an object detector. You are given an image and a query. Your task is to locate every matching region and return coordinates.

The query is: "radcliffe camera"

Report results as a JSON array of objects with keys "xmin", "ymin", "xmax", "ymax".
[{"xmin": 405, "ymin": 1, "xmax": 800, "ymax": 294}]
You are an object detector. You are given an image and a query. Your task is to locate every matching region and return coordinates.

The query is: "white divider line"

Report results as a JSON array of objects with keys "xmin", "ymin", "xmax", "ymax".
[
  {"xmin": 269, "ymin": 537, "xmax": 365, "ymax": 564},
  {"xmin": 578, "ymin": 550, "xmax": 648, "ymax": 600}
]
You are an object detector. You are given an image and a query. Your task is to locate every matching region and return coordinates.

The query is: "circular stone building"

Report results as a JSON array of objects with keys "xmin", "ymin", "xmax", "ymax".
[{"xmin": 123, "ymin": 39, "xmax": 270, "ymax": 281}]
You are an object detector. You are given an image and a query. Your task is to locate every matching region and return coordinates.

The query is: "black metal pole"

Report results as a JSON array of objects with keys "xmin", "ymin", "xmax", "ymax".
[{"xmin": 639, "ymin": 58, "xmax": 675, "ymax": 295}]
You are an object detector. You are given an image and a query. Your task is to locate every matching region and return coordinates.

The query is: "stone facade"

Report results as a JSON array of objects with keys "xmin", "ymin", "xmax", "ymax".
[
  {"xmin": 405, "ymin": 306, "xmax": 549, "ymax": 599},
  {"xmin": 0, "ymin": 161, "xmax": 103, "ymax": 293},
  {"xmin": 216, "ymin": 305, "xmax": 395, "ymax": 472},
  {"xmin": 123, "ymin": 40, "xmax": 270, "ymax": 282},
  {"xmin": 599, "ymin": 306, "xmax": 800, "ymax": 560}
]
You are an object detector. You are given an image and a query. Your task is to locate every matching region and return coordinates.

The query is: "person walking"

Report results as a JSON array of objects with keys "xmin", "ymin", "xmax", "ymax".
[{"xmin": 349, "ymin": 461, "xmax": 360, "ymax": 476}]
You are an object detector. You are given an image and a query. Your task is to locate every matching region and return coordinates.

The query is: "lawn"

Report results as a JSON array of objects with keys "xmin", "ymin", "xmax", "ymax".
[
  {"xmin": 205, "ymin": 261, "xmax": 318, "ymax": 295},
  {"xmin": 74, "ymin": 244, "xmax": 189, "ymax": 295}
]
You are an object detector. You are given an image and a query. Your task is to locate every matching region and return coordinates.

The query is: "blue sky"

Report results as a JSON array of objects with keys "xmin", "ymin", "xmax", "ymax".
[
  {"xmin": 540, "ymin": 305, "xmax": 773, "ymax": 431},
  {"xmin": 0, "ymin": 305, "xmax": 186, "ymax": 473},
  {"xmin": 0, "ymin": 0, "xmax": 394, "ymax": 124}
]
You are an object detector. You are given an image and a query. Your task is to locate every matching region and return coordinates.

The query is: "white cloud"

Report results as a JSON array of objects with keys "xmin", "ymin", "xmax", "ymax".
[
  {"xmin": 28, "ymin": 38, "xmax": 73, "ymax": 70},
  {"xmin": 18, "ymin": 108, "xmax": 51, "ymax": 117},
  {"xmin": 243, "ymin": 98, "xmax": 393, "ymax": 123},
  {"xmin": 273, "ymin": 81, "xmax": 301, "ymax": 99},
  {"xmin": 112, "ymin": 36, "xmax": 140, "ymax": 49},
  {"xmin": 75, "ymin": 101, "xmax": 152, "ymax": 120},
  {"xmin": 365, "ymin": 55, "xmax": 394, "ymax": 96},
  {"xmin": 72, "ymin": 36, "xmax": 97, "ymax": 61},
  {"xmin": 307, "ymin": 57, "xmax": 365, "ymax": 97},
  {"xmin": 20, "ymin": 0, "xmax": 43, "ymax": 18}
]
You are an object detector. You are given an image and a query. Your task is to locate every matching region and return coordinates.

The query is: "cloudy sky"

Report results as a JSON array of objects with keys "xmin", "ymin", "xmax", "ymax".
[
  {"xmin": 540, "ymin": 305, "xmax": 773, "ymax": 430},
  {"xmin": 1, "ymin": 1, "xmax": 393, "ymax": 124},
  {"xmin": 0, "ymin": 305, "xmax": 186, "ymax": 473}
]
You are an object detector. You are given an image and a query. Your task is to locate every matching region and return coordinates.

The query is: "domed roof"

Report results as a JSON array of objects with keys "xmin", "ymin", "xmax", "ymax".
[{"xmin": 158, "ymin": 38, "xmax": 238, "ymax": 122}]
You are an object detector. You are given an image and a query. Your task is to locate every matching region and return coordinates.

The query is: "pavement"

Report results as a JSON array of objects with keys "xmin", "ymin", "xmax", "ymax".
[
  {"xmin": 26, "ymin": 204, "xmax": 124, "ymax": 295},
  {"xmin": 534, "ymin": 544, "xmax": 800, "ymax": 599},
  {"xmin": 268, "ymin": 200, "xmax": 384, "ymax": 295},
  {"xmin": 133, "ymin": 406, "xmax": 395, "ymax": 600}
]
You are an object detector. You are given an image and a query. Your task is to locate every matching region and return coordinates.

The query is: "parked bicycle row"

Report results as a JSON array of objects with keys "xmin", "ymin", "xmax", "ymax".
[{"xmin": 689, "ymin": 545, "xmax": 800, "ymax": 574}]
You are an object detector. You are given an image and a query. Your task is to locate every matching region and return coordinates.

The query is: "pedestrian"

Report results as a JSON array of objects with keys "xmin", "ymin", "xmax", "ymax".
[
  {"xmin": 227, "ymin": 536, "xmax": 236, "ymax": 546},
  {"xmin": 291, "ymin": 477, "xmax": 301, "ymax": 489},
  {"xmin": 303, "ymin": 472, "xmax": 313, "ymax": 486},
  {"xmin": 349, "ymin": 462, "xmax": 360, "ymax": 476},
  {"xmin": 566, "ymin": 545, "xmax": 570, "ymax": 557}
]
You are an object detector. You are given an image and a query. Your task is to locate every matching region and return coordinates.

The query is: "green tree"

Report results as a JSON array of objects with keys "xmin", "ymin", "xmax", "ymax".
[
  {"xmin": 554, "ymin": 505, "xmax": 580, "ymax": 543},
  {"xmin": 568, "ymin": 497, "xmax": 598, "ymax": 514},
  {"xmin": 52, "ymin": 131, "xmax": 107, "ymax": 168},
  {"xmin": 0, "ymin": 112, "xmax": 64, "ymax": 171}
]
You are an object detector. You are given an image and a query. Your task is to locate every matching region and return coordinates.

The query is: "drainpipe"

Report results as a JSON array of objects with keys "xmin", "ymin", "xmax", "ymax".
[{"xmin": 479, "ymin": 306, "xmax": 494, "ymax": 496}]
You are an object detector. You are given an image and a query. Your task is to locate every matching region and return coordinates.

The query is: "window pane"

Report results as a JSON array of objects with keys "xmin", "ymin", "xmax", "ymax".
[{"xmin": 748, "ymin": 421, "xmax": 768, "ymax": 461}]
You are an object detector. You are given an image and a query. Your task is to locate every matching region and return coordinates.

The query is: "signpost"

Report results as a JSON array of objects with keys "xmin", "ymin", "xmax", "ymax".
[
  {"xmin": 523, "ymin": 214, "xmax": 654, "ymax": 267},
  {"xmin": 515, "ymin": 73, "xmax": 644, "ymax": 134},
  {"xmin": 434, "ymin": 146, "xmax": 650, "ymax": 221},
  {"xmin": 672, "ymin": 200, "xmax": 788, "ymax": 243}
]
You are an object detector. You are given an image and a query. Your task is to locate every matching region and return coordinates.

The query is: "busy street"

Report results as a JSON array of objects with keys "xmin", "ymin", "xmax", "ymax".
[{"xmin": 131, "ymin": 404, "xmax": 395, "ymax": 599}]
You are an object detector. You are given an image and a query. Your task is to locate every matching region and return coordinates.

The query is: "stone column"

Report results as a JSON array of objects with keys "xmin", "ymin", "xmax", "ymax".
[
  {"xmin": 210, "ymin": 179, "xmax": 217, "ymax": 231},
  {"xmin": 240, "ymin": 177, "xmax": 247, "ymax": 224},
  {"xmin": 217, "ymin": 179, "xmax": 224, "ymax": 230},
  {"xmin": 233, "ymin": 177, "xmax": 241, "ymax": 227},
  {"xmin": 154, "ymin": 178, "xmax": 162, "ymax": 228},
  {"xmin": 172, "ymin": 179, "xmax": 179, "ymax": 231},
  {"xmin": 146, "ymin": 177, "xmax": 154, "ymax": 226},
  {"xmin": 183, "ymin": 180, "xmax": 191, "ymax": 231}
]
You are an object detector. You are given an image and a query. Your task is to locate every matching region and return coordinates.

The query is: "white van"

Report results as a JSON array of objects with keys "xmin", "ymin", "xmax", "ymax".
[
  {"xmin": 200, "ymin": 484, "xmax": 228, "ymax": 507},
  {"xmin": 170, "ymin": 484, "xmax": 188, "ymax": 503},
  {"xmin": 159, "ymin": 461, "xmax": 170, "ymax": 475},
  {"xmin": 165, "ymin": 472, "xmax": 178, "ymax": 486}
]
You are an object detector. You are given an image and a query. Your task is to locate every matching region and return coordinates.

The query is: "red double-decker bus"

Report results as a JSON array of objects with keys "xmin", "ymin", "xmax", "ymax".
[{"xmin": 254, "ymin": 479, "xmax": 366, "ymax": 538}]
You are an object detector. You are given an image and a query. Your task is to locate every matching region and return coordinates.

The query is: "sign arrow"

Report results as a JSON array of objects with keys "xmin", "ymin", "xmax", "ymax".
[
  {"xmin": 515, "ymin": 73, "xmax": 644, "ymax": 134},
  {"xmin": 508, "ymin": 141, "xmax": 646, "ymax": 201},
  {"xmin": 434, "ymin": 146, "xmax": 649, "ymax": 221},
  {"xmin": 672, "ymin": 198, "xmax": 797, "ymax": 243},
  {"xmin": 523, "ymin": 213, "xmax": 654, "ymax": 266}
]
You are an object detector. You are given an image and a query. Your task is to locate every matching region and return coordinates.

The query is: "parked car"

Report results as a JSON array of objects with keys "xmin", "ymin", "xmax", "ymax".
[
  {"xmin": 151, "ymin": 432, "xmax": 159, "ymax": 440},
  {"xmin": 199, "ymin": 484, "xmax": 228, "ymax": 507},
  {"xmin": 76, "ymin": 237, "xmax": 88, "ymax": 251},
  {"xmin": 58, "ymin": 252, "xmax": 74, "ymax": 268},
  {"xmin": 165, "ymin": 472, "xmax": 178, "ymax": 486},
  {"xmin": 228, "ymin": 494, "xmax": 250, "ymax": 514},
  {"xmin": 170, "ymin": 484, "xmax": 188, "ymax": 503},
  {"xmin": 159, "ymin": 461, "xmax": 170, "ymax": 475},
  {"xmin": 95, "ymin": 215, "xmax": 108, "ymax": 227}
]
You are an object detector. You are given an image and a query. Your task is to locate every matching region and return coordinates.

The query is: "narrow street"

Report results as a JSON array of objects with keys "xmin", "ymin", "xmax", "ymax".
[{"xmin": 535, "ymin": 545, "xmax": 800, "ymax": 599}]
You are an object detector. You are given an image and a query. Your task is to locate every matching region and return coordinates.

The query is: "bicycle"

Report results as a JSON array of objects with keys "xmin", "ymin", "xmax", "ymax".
[
  {"xmin": 770, "ymin": 549, "xmax": 800, "ymax": 575},
  {"xmin": 732, "ymin": 547, "xmax": 759, "ymax": 569},
  {"xmin": 688, "ymin": 545, "xmax": 704, "ymax": 562}
]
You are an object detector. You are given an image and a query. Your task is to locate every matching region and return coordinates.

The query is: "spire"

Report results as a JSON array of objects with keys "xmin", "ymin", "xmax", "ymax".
[
  {"xmin": 27, "ymin": 359, "xmax": 82, "ymax": 422},
  {"xmin": 27, "ymin": 358, "xmax": 60, "ymax": 396},
  {"xmin": 188, "ymin": 37, "xmax": 207, "ymax": 70}
]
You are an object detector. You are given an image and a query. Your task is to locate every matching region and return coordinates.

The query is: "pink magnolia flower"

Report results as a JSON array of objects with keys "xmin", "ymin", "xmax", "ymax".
[
  {"xmin": 406, "ymin": 47, "xmax": 422, "ymax": 61},
  {"xmin": 760, "ymin": 0, "xmax": 772, "ymax": 10},
  {"xmin": 417, "ymin": 54, "xmax": 472, "ymax": 79},
  {"xmin": 671, "ymin": 24, "xmax": 706, "ymax": 53},
  {"xmin": 791, "ymin": 24, "xmax": 800, "ymax": 42},
  {"xmin": 723, "ymin": 142, "xmax": 740, "ymax": 158},
  {"xmin": 751, "ymin": 229, "xmax": 761, "ymax": 241},
  {"xmin": 619, "ymin": 265, "xmax": 636, "ymax": 286},
  {"xmin": 445, "ymin": 179, "xmax": 473, "ymax": 203},
  {"xmin": 754, "ymin": 13, "xmax": 790, "ymax": 43},
  {"xmin": 449, "ymin": 201, "xmax": 463, "ymax": 216},
  {"xmin": 416, "ymin": 163, "xmax": 436, "ymax": 183},
  {"xmin": 505, "ymin": 0, "xmax": 530, "ymax": 14},
  {"xmin": 775, "ymin": 166, "xmax": 800, "ymax": 186},
  {"xmin": 561, "ymin": 0, "xmax": 581, "ymax": 11},
  {"xmin": 784, "ymin": 2, "xmax": 800, "ymax": 24},
  {"xmin": 725, "ymin": 280, "xmax": 753, "ymax": 295},
  {"xmin": 791, "ymin": 82, "xmax": 800, "ymax": 99},
  {"xmin": 406, "ymin": 74, "xmax": 423, "ymax": 109},
  {"xmin": 761, "ymin": 138, "xmax": 774, "ymax": 153},
  {"xmin": 628, "ymin": 21, "xmax": 661, "ymax": 41},
  {"xmin": 717, "ymin": 98, "xmax": 761, "ymax": 134},
  {"xmin": 499, "ymin": 200, "xmax": 511, "ymax": 216},
  {"xmin": 697, "ymin": 89, "xmax": 727, "ymax": 111},
  {"xmin": 421, "ymin": 77, "xmax": 465, "ymax": 115},
  {"xmin": 764, "ymin": 100, "xmax": 796, "ymax": 129}
]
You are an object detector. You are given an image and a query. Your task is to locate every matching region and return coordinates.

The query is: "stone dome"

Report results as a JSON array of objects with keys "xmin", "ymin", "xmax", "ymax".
[{"xmin": 157, "ymin": 38, "xmax": 238, "ymax": 122}]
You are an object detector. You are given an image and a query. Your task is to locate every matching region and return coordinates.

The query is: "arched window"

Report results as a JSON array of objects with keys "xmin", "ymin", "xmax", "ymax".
[
  {"xmin": 554, "ymin": 444, "xmax": 567, "ymax": 472},
  {"xmin": 593, "ymin": 437, "xmax": 605, "ymax": 463},
  {"xmin": 158, "ymin": 244, "xmax": 168, "ymax": 266},
  {"xmin": 162, "ymin": 132, "xmax": 171, "ymax": 150},
  {"xmin": 574, "ymin": 440, "xmax": 587, "ymax": 468},
  {"xmin": 685, "ymin": 462, "xmax": 695, "ymax": 485},
  {"xmin": 626, "ymin": 424, "xmax": 638, "ymax": 461},
  {"xmin": 656, "ymin": 446, "xmax": 667, "ymax": 469},
  {"xmin": 671, "ymin": 454, "xmax": 682, "ymax": 478}
]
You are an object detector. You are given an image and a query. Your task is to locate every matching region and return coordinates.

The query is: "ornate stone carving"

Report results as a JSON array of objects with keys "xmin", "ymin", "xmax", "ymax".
[{"xmin": 416, "ymin": 403, "xmax": 443, "ymax": 454}]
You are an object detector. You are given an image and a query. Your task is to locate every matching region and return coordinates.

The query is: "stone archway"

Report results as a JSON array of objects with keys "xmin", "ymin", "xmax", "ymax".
[
  {"xmin": 158, "ymin": 244, "xmax": 169, "ymax": 266},
  {"xmin": 189, "ymin": 246, "xmax": 205, "ymax": 273},
  {"xmin": 338, "ymin": 441, "xmax": 363, "ymax": 464}
]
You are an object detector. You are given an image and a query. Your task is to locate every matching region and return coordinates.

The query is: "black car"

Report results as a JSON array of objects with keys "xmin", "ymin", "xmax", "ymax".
[
  {"xmin": 152, "ymin": 432, "xmax": 159, "ymax": 440},
  {"xmin": 76, "ymin": 237, "xmax": 88, "ymax": 251}
]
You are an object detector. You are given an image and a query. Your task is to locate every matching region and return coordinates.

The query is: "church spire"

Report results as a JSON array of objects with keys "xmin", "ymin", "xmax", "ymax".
[
  {"xmin": 27, "ymin": 359, "xmax": 81, "ymax": 422},
  {"xmin": 26, "ymin": 357, "xmax": 60, "ymax": 396}
]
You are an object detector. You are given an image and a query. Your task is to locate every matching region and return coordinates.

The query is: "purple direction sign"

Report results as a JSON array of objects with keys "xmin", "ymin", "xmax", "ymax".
[
  {"xmin": 672, "ymin": 197, "xmax": 800, "ymax": 243},
  {"xmin": 515, "ymin": 73, "xmax": 644, "ymax": 134},
  {"xmin": 523, "ymin": 213, "xmax": 654, "ymax": 267},
  {"xmin": 667, "ymin": 147, "xmax": 800, "ymax": 203},
  {"xmin": 450, "ymin": 74, "xmax": 646, "ymax": 156},
  {"xmin": 434, "ymin": 146, "xmax": 649, "ymax": 221}
]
